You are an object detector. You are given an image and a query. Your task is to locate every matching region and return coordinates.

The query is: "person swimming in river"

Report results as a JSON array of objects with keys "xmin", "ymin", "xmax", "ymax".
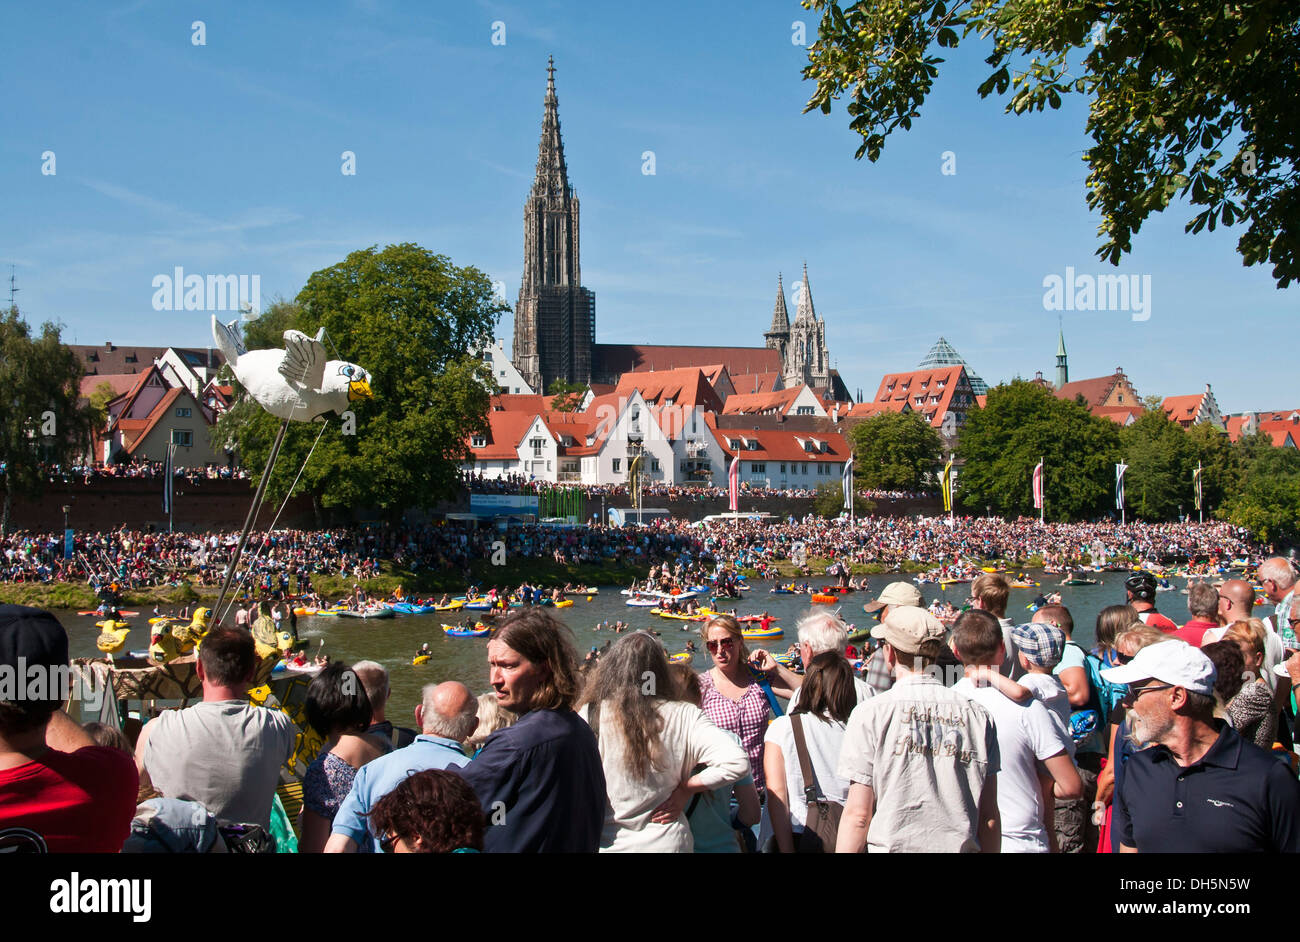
[{"xmin": 416, "ymin": 642, "xmax": 432, "ymax": 658}]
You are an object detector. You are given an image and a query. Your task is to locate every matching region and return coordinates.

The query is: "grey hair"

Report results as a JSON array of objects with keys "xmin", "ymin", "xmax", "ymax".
[
  {"xmin": 1187, "ymin": 582, "xmax": 1219, "ymax": 620},
  {"xmin": 796, "ymin": 608, "xmax": 849, "ymax": 655},
  {"xmin": 350, "ymin": 660, "xmax": 390, "ymax": 716},
  {"xmin": 420, "ymin": 682, "xmax": 479, "ymax": 742},
  {"xmin": 1258, "ymin": 559, "xmax": 1297, "ymax": 591}
]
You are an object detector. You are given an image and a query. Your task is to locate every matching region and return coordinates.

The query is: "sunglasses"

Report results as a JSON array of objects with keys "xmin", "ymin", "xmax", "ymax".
[
  {"xmin": 706, "ymin": 638, "xmax": 735, "ymax": 653},
  {"xmin": 1125, "ymin": 682, "xmax": 1174, "ymax": 701}
]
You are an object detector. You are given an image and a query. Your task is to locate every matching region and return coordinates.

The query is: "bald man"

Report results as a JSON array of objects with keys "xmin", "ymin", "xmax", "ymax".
[
  {"xmin": 1201, "ymin": 579, "xmax": 1256, "ymax": 645},
  {"xmin": 325, "ymin": 681, "xmax": 479, "ymax": 853}
]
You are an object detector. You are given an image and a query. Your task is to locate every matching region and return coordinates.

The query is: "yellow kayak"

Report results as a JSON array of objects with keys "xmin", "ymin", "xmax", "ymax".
[
  {"xmin": 413, "ymin": 655, "xmax": 431, "ymax": 666},
  {"xmin": 553, "ymin": 600, "xmax": 574, "ymax": 608}
]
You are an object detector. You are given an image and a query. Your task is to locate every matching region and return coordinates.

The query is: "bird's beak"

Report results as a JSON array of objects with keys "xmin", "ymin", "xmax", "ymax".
[{"xmin": 348, "ymin": 379, "xmax": 374, "ymax": 402}]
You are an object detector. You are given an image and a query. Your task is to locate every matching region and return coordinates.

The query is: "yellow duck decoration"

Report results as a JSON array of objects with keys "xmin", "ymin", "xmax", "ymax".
[{"xmin": 96, "ymin": 625, "xmax": 130, "ymax": 654}]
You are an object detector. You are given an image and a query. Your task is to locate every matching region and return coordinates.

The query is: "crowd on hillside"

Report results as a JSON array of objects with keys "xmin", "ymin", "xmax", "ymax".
[
  {"xmin": 0, "ymin": 515, "xmax": 1268, "ymax": 589},
  {"xmin": 459, "ymin": 470, "xmax": 929, "ymax": 502},
  {"xmin": 3, "ymin": 461, "xmax": 251, "ymax": 484}
]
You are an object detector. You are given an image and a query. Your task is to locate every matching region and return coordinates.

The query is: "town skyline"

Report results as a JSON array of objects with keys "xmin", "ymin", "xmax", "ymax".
[{"xmin": 5, "ymin": 1, "xmax": 1293, "ymax": 414}]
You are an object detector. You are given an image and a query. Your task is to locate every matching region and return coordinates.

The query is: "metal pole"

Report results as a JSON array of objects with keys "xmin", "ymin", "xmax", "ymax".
[{"xmin": 212, "ymin": 418, "xmax": 290, "ymax": 628}]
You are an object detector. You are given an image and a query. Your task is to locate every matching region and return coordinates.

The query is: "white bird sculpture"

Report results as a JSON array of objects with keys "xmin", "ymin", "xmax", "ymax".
[{"xmin": 212, "ymin": 316, "xmax": 374, "ymax": 421}]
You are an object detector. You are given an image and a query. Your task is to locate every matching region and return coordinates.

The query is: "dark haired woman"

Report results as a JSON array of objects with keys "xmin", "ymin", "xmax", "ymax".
[
  {"xmin": 761, "ymin": 652, "xmax": 855, "ymax": 853},
  {"xmin": 368, "ymin": 769, "xmax": 486, "ymax": 853},
  {"xmin": 299, "ymin": 662, "xmax": 387, "ymax": 853}
]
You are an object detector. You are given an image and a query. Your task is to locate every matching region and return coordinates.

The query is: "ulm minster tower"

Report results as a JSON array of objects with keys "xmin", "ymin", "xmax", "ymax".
[
  {"xmin": 512, "ymin": 57, "xmax": 595, "ymax": 394},
  {"xmin": 511, "ymin": 59, "xmax": 845, "ymax": 401}
]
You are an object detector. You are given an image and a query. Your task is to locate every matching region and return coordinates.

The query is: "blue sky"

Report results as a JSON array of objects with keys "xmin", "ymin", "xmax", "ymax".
[{"xmin": 5, "ymin": 0, "xmax": 1294, "ymax": 413}]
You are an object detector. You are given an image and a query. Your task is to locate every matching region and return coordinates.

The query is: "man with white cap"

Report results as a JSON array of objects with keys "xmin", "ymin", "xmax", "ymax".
[
  {"xmin": 836, "ymin": 607, "xmax": 1000, "ymax": 853},
  {"xmin": 1103, "ymin": 640, "xmax": 1300, "ymax": 852}
]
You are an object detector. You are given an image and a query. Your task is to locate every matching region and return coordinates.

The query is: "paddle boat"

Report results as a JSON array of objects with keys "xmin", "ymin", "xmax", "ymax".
[
  {"xmin": 442, "ymin": 623, "xmax": 491, "ymax": 638},
  {"xmin": 741, "ymin": 626, "xmax": 784, "ymax": 641},
  {"xmin": 336, "ymin": 605, "xmax": 396, "ymax": 619}
]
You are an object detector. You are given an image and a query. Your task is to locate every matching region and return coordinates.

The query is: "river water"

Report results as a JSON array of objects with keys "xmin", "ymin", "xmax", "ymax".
[{"xmin": 60, "ymin": 571, "xmax": 1232, "ymax": 724}]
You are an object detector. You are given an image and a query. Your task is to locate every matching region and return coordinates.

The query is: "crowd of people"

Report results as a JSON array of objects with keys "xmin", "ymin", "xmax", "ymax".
[
  {"xmin": 458, "ymin": 470, "xmax": 926, "ymax": 503},
  {"xmin": 0, "ymin": 515, "xmax": 1268, "ymax": 590},
  {"xmin": 4, "ymin": 556, "xmax": 1299, "ymax": 854},
  {"xmin": 3, "ymin": 461, "xmax": 251, "ymax": 485}
]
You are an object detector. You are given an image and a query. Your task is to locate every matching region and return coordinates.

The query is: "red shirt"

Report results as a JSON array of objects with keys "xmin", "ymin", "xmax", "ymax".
[
  {"xmin": 0, "ymin": 746, "xmax": 138, "ymax": 853},
  {"xmin": 1173, "ymin": 618, "xmax": 1219, "ymax": 647},
  {"xmin": 1138, "ymin": 610, "xmax": 1180, "ymax": 635}
]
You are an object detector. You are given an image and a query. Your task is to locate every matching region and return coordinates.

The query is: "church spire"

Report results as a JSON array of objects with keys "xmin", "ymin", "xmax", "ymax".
[
  {"xmin": 532, "ymin": 54, "xmax": 570, "ymax": 201},
  {"xmin": 1055, "ymin": 320, "xmax": 1069, "ymax": 389},
  {"xmin": 769, "ymin": 273, "xmax": 789, "ymax": 334},
  {"xmin": 794, "ymin": 262, "xmax": 816, "ymax": 324}
]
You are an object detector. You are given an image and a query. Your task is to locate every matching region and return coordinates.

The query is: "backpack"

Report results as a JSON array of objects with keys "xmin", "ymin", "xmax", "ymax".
[{"xmin": 1064, "ymin": 641, "xmax": 1127, "ymax": 744}]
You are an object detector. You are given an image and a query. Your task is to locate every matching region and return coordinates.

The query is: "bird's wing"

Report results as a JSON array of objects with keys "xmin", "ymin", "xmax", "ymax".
[{"xmin": 279, "ymin": 329, "xmax": 328, "ymax": 390}]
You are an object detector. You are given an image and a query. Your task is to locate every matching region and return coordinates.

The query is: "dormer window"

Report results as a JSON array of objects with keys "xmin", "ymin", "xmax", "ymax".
[{"xmin": 472, "ymin": 435, "xmax": 487, "ymax": 447}]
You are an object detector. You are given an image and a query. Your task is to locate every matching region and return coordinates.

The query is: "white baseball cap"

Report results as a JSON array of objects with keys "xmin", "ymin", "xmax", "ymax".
[{"xmin": 1100, "ymin": 639, "xmax": 1216, "ymax": 696}]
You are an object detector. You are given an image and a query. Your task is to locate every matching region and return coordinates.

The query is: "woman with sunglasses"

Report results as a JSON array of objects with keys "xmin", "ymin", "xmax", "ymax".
[{"xmin": 697, "ymin": 614, "xmax": 780, "ymax": 795}]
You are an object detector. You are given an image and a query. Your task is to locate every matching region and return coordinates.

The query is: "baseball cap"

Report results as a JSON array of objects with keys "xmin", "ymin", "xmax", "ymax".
[
  {"xmin": 871, "ymin": 607, "xmax": 947, "ymax": 655},
  {"xmin": 1125, "ymin": 571, "xmax": 1157, "ymax": 602},
  {"xmin": 864, "ymin": 581, "xmax": 923, "ymax": 613},
  {"xmin": 1010, "ymin": 622, "xmax": 1065, "ymax": 668},
  {"xmin": 1100, "ymin": 639, "xmax": 1215, "ymax": 696},
  {"xmin": 0, "ymin": 604, "xmax": 72, "ymax": 706}
]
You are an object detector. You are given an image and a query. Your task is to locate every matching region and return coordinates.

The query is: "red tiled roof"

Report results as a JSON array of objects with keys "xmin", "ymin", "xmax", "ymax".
[
  {"xmin": 1094, "ymin": 406, "xmax": 1141, "ymax": 426},
  {"xmin": 703, "ymin": 413, "xmax": 849, "ymax": 462},
  {"xmin": 1162, "ymin": 394, "xmax": 1205, "ymax": 424},
  {"xmin": 1056, "ymin": 373, "xmax": 1123, "ymax": 408},
  {"xmin": 730, "ymin": 372, "xmax": 782, "ymax": 395},
  {"xmin": 468, "ymin": 411, "xmax": 549, "ymax": 461},
  {"xmin": 79, "ymin": 373, "xmax": 138, "ymax": 400},
  {"xmin": 722, "ymin": 387, "xmax": 805, "ymax": 416},
  {"xmin": 844, "ymin": 400, "xmax": 910, "ymax": 419},
  {"xmin": 491, "ymin": 394, "xmax": 552, "ymax": 412},
  {"xmin": 872, "ymin": 365, "xmax": 966, "ymax": 429},
  {"xmin": 1225, "ymin": 416, "xmax": 1248, "ymax": 442},
  {"xmin": 612, "ymin": 368, "xmax": 723, "ymax": 412},
  {"xmin": 123, "ymin": 387, "xmax": 186, "ymax": 455},
  {"xmin": 593, "ymin": 343, "xmax": 781, "ymax": 378}
]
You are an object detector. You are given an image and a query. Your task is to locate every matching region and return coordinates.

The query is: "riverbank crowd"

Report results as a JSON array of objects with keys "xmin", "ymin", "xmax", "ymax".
[
  {"xmin": 0, "ymin": 517, "xmax": 1267, "ymax": 589},
  {"xmin": 4, "ymin": 559, "xmax": 1300, "ymax": 854}
]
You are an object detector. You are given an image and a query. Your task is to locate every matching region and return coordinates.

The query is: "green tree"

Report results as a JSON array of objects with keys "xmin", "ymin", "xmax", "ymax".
[
  {"xmin": 1221, "ymin": 446, "xmax": 1300, "ymax": 545},
  {"xmin": 1184, "ymin": 422, "xmax": 1237, "ymax": 517},
  {"xmin": 86, "ymin": 381, "xmax": 119, "ymax": 431},
  {"xmin": 813, "ymin": 481, "xmax": 876, "ymax": 519},
  {"xmin": 1118, "ymin": 410, "xmax": 1194, "ymax": 520},
  {"xmin": 215, "ymin": 246, "xmax": 508, "ymax": 517},
  {"xmin": 0, "ymin": 309, "xmax": 97, "ymax": 535},
  {"xmin": 547, "ymin": 378, "xmax": 587, "ymax": 412},
  {"xmin": 848, "ymin": 411, "xmax": 943, "ymax": 491},
  {"xmin": 800, "ymin": 0, "xmax": 1300, "ymax": 286},
  {"xmin": 956, "ymin": 380, "xmax": 1121, "ymax": 520}
]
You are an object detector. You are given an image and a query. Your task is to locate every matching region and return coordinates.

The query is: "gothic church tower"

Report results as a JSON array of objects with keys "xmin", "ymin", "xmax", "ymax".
[{"xmin": 512, "ymin": 57, "xmax": 596, "ymax": 393}]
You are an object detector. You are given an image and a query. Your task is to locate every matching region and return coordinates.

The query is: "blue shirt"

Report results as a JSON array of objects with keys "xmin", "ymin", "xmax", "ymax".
[
  {"xmin": 455, "ymin": 708, "xmax": 605, "ymax": 853},
  {"xmin": 1115, "ymin": 721, "xmax": 1300, "ymax": 853},
  {"xmin": 331, "ymin": 735, "xmax": 470, "ymax": 852}
]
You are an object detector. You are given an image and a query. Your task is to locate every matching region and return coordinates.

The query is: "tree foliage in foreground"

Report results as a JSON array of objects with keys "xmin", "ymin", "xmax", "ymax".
[
  {"xmin": 0, "ymin": 309, "xmax": 96, "ymax": 535},
  {"xmin": 800, "ymin": 0, "xmax": 1300, "ymax": 286},
  {"xmin": 214, "ymin": 245, "xmax": 508, "ymax": 516},
  {"xmin": 956, "ymin": 380, "xmax": 1120, "ymax": 521},
  {"xmin": 848, "ymin": 410, "xmax": 943, "ymax": 491}
]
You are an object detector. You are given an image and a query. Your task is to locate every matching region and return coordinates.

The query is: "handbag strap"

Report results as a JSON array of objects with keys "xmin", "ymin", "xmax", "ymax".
[{"xmin": 789, "ymin": 713, "xmax": 824, "ymax": 807}]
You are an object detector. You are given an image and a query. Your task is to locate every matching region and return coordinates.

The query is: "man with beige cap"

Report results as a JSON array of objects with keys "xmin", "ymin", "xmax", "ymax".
[
  {"xmin": 836, "ymin": 606, "xmax": 1001, "ymax": 853},
  {"xmin": 860, "ymin": 581, "xmax": 925, "ymax": 695}
]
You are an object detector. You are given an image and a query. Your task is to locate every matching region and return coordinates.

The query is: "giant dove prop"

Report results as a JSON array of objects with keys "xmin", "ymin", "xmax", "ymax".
[{"xmin": 212, "ymin": 316, "xmax": 373, "ymax": 421}]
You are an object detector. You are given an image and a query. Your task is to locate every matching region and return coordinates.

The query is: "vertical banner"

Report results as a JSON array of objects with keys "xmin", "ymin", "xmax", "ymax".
[
  {"xmin": 1193, "ymin": 462, "xmax": 1203, "ymax": 512},
  {"xmin": 941, "ymin": 457, "xmax": 954, "ymax": 514},
  {"xmin": 842, "ymin": 454, "xmax": 854, "ymax": 511},
  {"xmin": 1115, "ymin": 461, "xmax": 1128, "ymax": 523},
  {"xmin": 162, "ymin": 442, "xmax": 176, "ymax": 513},
  {"xmin": 64, "ymin": 528, "xmax": 74, "ymax": 560},
  {"xmin": 1032, "ymin": 460, "xmax": 1044, "ymax": 509},
  {"xmin": 728, "ymin": 455, "xmax": 739, "ymax": 512}
]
